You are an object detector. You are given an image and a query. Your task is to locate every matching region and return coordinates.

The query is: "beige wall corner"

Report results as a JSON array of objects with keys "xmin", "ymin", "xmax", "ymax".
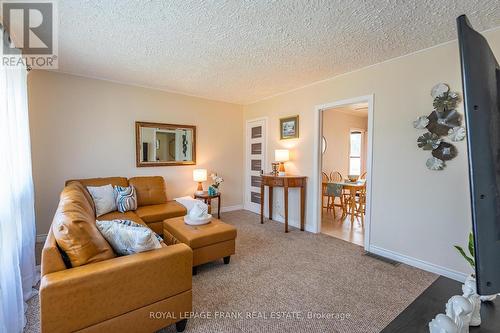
[{"xmin": 28, "ymin": 71, "xmax": 244, "ymax": 234}]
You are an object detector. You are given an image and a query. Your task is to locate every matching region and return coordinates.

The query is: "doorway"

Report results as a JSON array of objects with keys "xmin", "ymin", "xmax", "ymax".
[{"xmin": 313, "ymin": 95, "xmax": 374, "ymax": 250}]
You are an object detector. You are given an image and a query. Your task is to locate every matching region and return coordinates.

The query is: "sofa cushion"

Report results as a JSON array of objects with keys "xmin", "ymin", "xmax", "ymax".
[
  {"xmin": 163, "ymin": 217, "xmax": 237, "ymax": 249},
  {"xmin": 52, "ymin": 182, "xmax": 116, "ymax": 267},
  {"xmin": 129, "ymin": 176, "xmax": 167, "ymax": 206},
  {"xmin": 99, "ymin": 211, "xmax": 146, "ymax": 226},
  {"xmin": 135, "ymin": 201, "xmax": 187, "ymax": 224},
  {"xmin": 146, "ymin": 222, "xmax": 164, "ymax": 236}
]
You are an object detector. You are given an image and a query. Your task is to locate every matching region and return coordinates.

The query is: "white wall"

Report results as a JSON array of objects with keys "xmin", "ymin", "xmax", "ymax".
[
  {"xmin": 243, "ymin": 28, "xmax": 500, "ymax": 281},
  {"xmin": 28, "ymin": 71, "xmax": 244, "ymax": 234},
  {"xmin": 322, "ymin": 110, "xmax": 368, "ymax": 178}
]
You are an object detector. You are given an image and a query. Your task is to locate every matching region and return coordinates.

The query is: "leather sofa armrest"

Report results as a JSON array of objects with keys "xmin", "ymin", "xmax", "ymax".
[
  {"xmin": 41, "ymin": 230, "xmax": 67, "ymax": 276},
  {"xmin": 40, "ymin": 244, "xmax": 192, "ymax": 333}
]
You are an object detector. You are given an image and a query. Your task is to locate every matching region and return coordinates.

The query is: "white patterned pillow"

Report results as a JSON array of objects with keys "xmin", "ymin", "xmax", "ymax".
[
  {"xmin": 114, "ymin": 185, "xmax": 137, "ymax": 213},
  {"xmin": 87, "ymin": 184, "xmax": 117, "ymax": 217},
  {"xmin": 96, "ymin": 219, "xmax": 161, "ymax": 256}
]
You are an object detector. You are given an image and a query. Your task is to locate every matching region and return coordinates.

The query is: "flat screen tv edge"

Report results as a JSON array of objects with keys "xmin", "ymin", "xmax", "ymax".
[{"xmin": 457, "ymin": 14, "xmax": 500, "ymax": 295}]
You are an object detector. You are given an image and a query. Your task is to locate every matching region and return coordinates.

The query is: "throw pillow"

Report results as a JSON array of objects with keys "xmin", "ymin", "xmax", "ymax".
[
  {"xmin": 96, "ymin": 219, "xmax": 162, "ymax": 256},
  {"xmin": 114, "ymin": 185, "xmax": 137, "ymax": 213},
  {"xmin": 114, "ymin": 219, "xmax": 163, "ymax": 242},
  {"xmin": 87, "ymin": 184, "xmax": 117, "ymax": 217}
]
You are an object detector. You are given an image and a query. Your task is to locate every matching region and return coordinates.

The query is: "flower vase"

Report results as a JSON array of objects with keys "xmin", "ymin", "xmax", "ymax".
[{"xmin": 208, "ymin": 186, "xmax": 218, "ymax": 196}]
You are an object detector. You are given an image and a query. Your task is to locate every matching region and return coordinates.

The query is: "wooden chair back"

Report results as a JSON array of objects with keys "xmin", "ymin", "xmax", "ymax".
[
  {"xmin": 330, "ymin": 171, "xmax": 342, "ymax": 182},
  {"xmin": 322, "ymin": 172, "xmax": 329, "ymax": 183}
]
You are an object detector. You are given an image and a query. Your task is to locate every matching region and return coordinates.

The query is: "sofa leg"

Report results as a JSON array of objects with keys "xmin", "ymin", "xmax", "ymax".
[
  {"xmin": 223, "ymin": 256, "xmax": 231, "ymax": 264},
  {"xmin": 176, "ymin": 319, "xmax": 187, "ymax": 332},
  {"xmin": 192, "ymin": 266, "xmax": 198, "ymax": 275}
]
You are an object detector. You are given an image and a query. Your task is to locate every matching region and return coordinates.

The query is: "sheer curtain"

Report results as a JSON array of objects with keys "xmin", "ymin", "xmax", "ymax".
[{"xmin": 0, "ymin": 26, "xmax": 38, "ymax": 333}]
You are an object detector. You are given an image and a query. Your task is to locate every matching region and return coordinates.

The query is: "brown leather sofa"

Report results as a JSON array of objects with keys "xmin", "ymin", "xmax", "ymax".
[{"xmin": 40, "ymin": 176, "xmax": 192, "ymax": 333}]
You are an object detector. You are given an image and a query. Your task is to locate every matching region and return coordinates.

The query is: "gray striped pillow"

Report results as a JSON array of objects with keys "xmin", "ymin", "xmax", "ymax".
[{"xmin": 114, "ymin": 185, "xmax": 137, "ymax": 212}]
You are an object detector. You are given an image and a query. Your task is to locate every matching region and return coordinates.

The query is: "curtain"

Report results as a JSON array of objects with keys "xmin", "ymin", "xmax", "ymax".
[{"xmin": 0, "ymin": 25, "xmax": 38, "ymax": 333}]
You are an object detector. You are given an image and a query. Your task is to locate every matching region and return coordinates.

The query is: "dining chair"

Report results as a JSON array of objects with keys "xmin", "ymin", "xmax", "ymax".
[
  {"xmin": 359, "ymin": 171, "xmax": 367, "ymax": 180},
  {"xmin": 327, "ymin": 171, "xmax": 344, "ymax": 218},
  {"xmin": 321, "ymin": 172, "xmax": 330, "ymax": 210},
  {"xmin": 326, "ymin": 183, "xmax": 344, "ymax": 219},
  {"xmin": 353, "ymin": 183, "xmax": 367, "ymax": 227}
]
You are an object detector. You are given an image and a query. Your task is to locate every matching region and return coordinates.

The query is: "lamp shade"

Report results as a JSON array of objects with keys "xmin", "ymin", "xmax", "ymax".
[
  {"xmin": 275, "ymin": 149, "xmax": 290, "ymax": 162},
  {"xmin": 193, "ymin": 169, "xmax": 207, "ymax": 182}
]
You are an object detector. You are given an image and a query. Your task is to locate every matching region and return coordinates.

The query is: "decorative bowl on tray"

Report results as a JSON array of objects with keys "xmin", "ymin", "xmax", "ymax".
[{"xmin": 347, "ymin": 175, "xmax": 359, "ymax": 182}]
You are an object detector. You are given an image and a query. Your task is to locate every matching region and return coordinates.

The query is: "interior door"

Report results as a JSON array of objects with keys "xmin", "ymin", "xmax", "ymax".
[{"xmin": 245, "ymin": 119, "xmax": 266, "ymax": 214}]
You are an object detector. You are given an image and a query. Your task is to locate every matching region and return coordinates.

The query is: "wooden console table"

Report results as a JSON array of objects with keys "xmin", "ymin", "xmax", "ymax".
[{"xmin": 260, "ymin": 174, "xmax": 307, "ymax": 232}]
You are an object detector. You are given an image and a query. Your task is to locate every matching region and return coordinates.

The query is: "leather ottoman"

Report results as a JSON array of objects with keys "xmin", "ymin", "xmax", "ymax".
[{"xmin": 163, "ymin": 217, "xmax": 237, "ymax": 274}]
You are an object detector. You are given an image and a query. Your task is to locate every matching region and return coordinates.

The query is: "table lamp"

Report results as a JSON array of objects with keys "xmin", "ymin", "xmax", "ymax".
[
  {"xmin": 275, "ymin": 149, "xmax": 289, "ymax": 176},
  {"xmin": 193, "ymin": 169, "xmax": 207, "ymax": 194}
]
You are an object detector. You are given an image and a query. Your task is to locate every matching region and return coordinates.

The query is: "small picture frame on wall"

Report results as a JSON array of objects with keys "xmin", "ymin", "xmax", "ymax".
[{"xmin": 280, "ymin": 115, "xmax": 299, "ymax": 140}]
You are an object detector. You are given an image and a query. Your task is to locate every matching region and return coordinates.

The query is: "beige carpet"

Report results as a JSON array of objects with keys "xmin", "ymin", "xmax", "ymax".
[{"xmin": 25, "ymin": 210, "xmax": 436, "ymax": 333}]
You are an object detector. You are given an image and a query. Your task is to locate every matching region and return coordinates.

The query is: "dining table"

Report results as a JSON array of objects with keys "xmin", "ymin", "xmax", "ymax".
[{"xmin": 325, "ymin": 179, "xmax": 366, "ymax": 224}]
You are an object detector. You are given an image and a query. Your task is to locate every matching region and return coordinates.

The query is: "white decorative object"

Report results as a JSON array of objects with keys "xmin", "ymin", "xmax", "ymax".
[
  {"xmin": 413, "ymin": 116, "xmax": 430, "ymax": 129},
  {"xmin": 480, "ymin": 293, "xmax": 498, "ymax": 302},
  {"xmin": 426, "ymin": 157, "xmax": 445, "ymax": 170},
  {"xmin": 429, "ymin": 313, "xmax": 459, "ymax": 333},
  {"xmin": 87, "ymin": 184, "xmax": 117, "ymax": 217},
  {"xmin": 445, "ymin": 295, "xmax": 473, "ymax": 333},
  {"xmin": 184, "ymin": 214, "xmax": 212, "ymax": 225},
  {"xmin": 431, "ymin": 83, "xmax": 450, "ymax": 98},
  {"xmin": 175, "ymin": 196, "xmax": 202, "ymax": 212},
  {"xmin": 462, "ymin": 275, "xmax": 481, "ymax": 326},
  {"xmin": 184, "ymin": 201, "xmax": 212, "ymax": 225},
  {"xmin": 448, "ymin": 127, "xmax": 466, "ymax": 142}
]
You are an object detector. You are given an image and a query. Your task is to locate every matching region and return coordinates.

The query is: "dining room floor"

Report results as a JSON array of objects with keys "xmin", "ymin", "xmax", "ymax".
[{"xmin": 321, "ymin": 207, "xmax": 364, "ymax": 246}]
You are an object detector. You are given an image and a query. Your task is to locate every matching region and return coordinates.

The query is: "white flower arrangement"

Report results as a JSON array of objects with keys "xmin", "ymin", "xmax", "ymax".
[{"xmin": 210, "ymin": 173, "xmax": 224, "ymax": 188}]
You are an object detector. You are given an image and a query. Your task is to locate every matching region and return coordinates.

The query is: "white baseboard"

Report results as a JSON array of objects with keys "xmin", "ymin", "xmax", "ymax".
[
  {"xmin": 220, "ymin": 205, "xmax": 244, "ymax": 213},
  {"xmin": 36, "ymin": 234, "xmax": 47, "ymax": 243},
  {"xmin": 369, "ymin": 245, "xmax": 468, "ymax": 282}
]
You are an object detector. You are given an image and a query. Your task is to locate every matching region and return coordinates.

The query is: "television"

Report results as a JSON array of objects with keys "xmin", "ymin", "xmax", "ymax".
[{"xmin": 457, "ymin": 14, "xmax": 500, "ymax": 295}]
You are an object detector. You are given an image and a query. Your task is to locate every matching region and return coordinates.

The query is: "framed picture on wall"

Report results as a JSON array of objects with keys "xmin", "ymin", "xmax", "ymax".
[{"xmin": 280, "ymin": 115, "xmax": 299, "ymax": 140}]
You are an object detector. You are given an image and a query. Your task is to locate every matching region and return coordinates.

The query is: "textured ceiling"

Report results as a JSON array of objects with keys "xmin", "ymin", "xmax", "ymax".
[{"xmin": 53, "ymin": 0, "xmax": 500, "ymax": 104}]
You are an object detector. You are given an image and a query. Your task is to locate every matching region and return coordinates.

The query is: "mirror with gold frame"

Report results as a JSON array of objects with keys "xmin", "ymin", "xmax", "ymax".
[{"xmin": 135, "ymin": 122, "xmax": 196, "ymax": 167}]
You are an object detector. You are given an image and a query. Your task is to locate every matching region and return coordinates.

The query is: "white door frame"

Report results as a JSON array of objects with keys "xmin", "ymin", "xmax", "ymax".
[
  {"xmin": 312, "ymin": 95, "xmax": 374, "ymax": 251},
  {"xmin": 244, "ymin": 117, "xmax": 268, "ymax": 213}
]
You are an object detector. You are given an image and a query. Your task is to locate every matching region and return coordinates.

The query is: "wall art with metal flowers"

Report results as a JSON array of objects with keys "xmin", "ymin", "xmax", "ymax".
[{"xmin": 413, "ymin": 83, "xmax": 465, "ymax": 170}]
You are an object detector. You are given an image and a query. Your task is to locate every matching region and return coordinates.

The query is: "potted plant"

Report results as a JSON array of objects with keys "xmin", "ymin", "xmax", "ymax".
[
  {"xmin": 454, "ymin": 232, "xmax": 497, "ymax": 301},
  {"xmin": 209, "ymin": 173, "xmax": 223, "ymax": 196}
]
